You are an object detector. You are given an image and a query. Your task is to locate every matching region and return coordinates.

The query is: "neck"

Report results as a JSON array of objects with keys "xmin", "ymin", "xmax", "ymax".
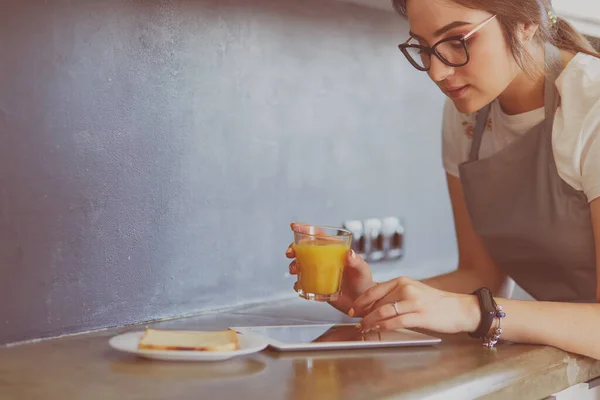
[
  {"xmin": 498, "ymin": 71, "xmax": 545, "ymax": 115},
  {"xmin": 497, "ymin": 45, "xmax": 576, "ymax": 116},
  {"xmin": 497, "ymin": 46, "xmax": 546, "ymax": 116}
]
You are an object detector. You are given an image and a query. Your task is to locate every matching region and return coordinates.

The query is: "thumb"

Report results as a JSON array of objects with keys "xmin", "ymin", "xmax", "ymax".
[
  {"xmin": 343, "ymin": 250, "xmax": 376, "ymax": 318},
  {"xmin": 345, "ymin": 250, "xmax": 370, "ymax": 275}
]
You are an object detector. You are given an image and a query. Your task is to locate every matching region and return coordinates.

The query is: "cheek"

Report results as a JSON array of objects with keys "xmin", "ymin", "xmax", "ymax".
[
  {"xmin": 447, "ymin": 37, "xmax": 519, "ymax": 113},
  {"xmin": 449, "ymin": 59, "xmax": 515, "ymax": 114},
  {"xmin": 464, "ymin": 50, "xmax": 517, "ymax": 97},
  {"xmin": 470, "ymin": 41, "xmax": 517, "ymax": 91}
]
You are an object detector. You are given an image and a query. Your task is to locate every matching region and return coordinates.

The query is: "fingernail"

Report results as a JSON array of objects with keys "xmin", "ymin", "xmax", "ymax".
[
  {"xmin": 350, "ymin": 250, "xmax": 356, "ymax": 260},
  {"xmin": 373, "ymin": 325, "xmax": 381, "ymax": 331},
  {"xmin": 286, "ymin": 248, "xmax": 292, "ymax": 256},
  {"xmin": 354, "ymin": 323, "xmax": 361, "ymax": 330},
  {"xmin": 348, "ymin": 308, "xmax": 355, "ymax": 317}
]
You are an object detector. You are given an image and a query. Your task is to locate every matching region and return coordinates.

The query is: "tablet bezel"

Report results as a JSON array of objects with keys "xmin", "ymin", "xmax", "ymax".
[{"xmin": 231, "ymin": 323, "xmax": 442, "ymax": 351}]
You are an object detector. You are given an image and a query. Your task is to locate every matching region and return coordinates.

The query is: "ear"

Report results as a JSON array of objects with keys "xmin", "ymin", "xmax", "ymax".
[{"xmin": 519, "ymin": 22, "xmax": 539, "ymax": 42}]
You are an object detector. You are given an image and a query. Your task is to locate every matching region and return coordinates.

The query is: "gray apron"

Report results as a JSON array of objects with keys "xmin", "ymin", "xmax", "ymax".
[{"xmin": 458, "ymin": 44, "xmax": 597, "ymax": 303}]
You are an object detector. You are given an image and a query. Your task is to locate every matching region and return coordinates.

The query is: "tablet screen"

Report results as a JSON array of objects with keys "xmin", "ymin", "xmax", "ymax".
[{"xmin": 240, "ymin": 324, "xmax": 435, "ymax": 344}]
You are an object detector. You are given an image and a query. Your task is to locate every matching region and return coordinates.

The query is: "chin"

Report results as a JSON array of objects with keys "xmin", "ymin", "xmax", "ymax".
[{"xmin": 450, "ymin": 97, "xmax": 485, "ymax": 115}]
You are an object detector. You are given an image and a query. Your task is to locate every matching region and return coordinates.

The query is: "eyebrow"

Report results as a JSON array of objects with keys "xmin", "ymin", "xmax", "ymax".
[{"xmin": 409, "ymin": 21, "xmax": 472, "ymax": 41}]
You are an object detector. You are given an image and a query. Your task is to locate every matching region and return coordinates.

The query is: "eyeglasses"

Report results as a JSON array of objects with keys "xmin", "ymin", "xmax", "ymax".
[{"xmin": 398, "ymin": 14, "xmax": 497, "ymax": 72}]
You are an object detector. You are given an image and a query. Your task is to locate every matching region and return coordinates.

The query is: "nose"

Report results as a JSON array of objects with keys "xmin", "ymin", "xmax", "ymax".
[{"xmin": 428, "ymin": 55, "xmax": 454, "ymax": 83}]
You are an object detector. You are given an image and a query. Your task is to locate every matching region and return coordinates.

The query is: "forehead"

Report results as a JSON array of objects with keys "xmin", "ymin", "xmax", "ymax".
[{"xmin": 405, "ymin": 0, "xmax": 489, "ymax": 38}]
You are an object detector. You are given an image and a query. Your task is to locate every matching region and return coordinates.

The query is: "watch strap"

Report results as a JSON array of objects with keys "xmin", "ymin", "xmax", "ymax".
[{"xmin": 468, "ymin": 287, "xmax": 496, "ymax": 339}]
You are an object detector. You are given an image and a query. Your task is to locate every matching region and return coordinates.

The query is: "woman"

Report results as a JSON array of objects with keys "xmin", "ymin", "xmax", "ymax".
[{"xmin": 287, "ymin": 0, "xmax": 600, "ymax": 359}]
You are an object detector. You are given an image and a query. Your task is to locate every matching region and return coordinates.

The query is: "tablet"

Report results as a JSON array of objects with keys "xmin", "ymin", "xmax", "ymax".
[{"xmin": 231, "ymin": 324, "xmax": 441, "ymax": 351}]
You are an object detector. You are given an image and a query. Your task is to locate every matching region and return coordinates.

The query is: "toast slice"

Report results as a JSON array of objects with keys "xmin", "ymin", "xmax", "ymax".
[{"xmin": 138, "ymin": 328, "xmax": 240, "ymax": 351}]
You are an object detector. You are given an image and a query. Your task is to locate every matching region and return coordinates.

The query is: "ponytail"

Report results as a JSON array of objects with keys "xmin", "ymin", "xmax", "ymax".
[{"xmin": 552, "ymin": 18, "xmax": 600, "ymax": 58}]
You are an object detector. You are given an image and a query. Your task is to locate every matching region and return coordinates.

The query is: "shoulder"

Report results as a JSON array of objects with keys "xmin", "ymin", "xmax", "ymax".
[
  {"xmin": 554, "ymin": 53, "xmax": 600, "ymax": 201},
  {"xmin": 556, "ymin": 52, "xmax": 600, "ymax": 112}
]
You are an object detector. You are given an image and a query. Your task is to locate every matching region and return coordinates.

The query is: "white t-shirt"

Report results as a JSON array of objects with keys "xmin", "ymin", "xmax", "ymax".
[{"xmin": 442, "ymin": 52, "xmax": 600, "ymax": 203}]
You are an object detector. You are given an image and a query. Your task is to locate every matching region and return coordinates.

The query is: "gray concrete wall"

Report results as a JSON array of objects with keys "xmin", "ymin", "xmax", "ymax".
[{"xmin": 0, "ymin": 0, "xmax": 455, "ymax": 345}]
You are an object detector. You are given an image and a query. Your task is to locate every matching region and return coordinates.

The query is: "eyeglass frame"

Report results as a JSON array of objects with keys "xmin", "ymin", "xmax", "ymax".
[{"xmin": 398, "ymin": 14, "xmax": 497, "ymax": 72}]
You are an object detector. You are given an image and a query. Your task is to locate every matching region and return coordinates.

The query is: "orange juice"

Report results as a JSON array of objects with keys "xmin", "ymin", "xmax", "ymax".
[{"xmin": 295, "ymin": 239, "xmax": 349, "ymax": 296}]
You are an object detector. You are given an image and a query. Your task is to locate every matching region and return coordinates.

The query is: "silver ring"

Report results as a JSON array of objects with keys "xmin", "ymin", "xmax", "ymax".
[{"xmin": 392, "ymin": 301, "xmax": 400, "ymax": 316}]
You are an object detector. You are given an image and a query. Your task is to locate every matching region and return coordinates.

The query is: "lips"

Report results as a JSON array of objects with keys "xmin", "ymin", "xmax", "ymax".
[{"xmin": 445, "ymin": 85, "xmax": 470, "ymax": 99}]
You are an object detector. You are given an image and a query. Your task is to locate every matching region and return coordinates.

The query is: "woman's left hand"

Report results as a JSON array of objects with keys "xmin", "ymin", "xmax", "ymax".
[{"xmin": 353, "ymin": 277, "xmax": 481, "ymax": 334}]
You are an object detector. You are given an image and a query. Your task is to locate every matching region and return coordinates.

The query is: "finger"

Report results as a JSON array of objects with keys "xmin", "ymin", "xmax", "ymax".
[
  {"xmin": 291, "ymin": 223, "xmax": 344, "ymax": 244},
  {"xmin": 345, "ymin": 250, "xmax": 370, "ymax": 275},
  {"xmin": 288, "ymin": 260, "xmax": 298, "ymax": 275},
  {"xmin": 293, "ymin": 281, "xmax": 299, "ymax": 292},
  {"xmin": 370, "ymin": 285, "xmax": 410, "ymax": 314},
  {"xmin": 291, "ymin": 224, "xmax": 327, "ymax": 246},
  {"xmin": 374, "ymin": 313, "xmax": 424, "ymax": 332},
  {"xmin": 290, "ymin": 222, "xmax": 329, "ymax": 236},
  {"xmin": 341, "ymin": 251, "xmax": 375, "ymax": 318},
  {"xmin": 329, "ymin": 296, "xmax": 357, "ymax": 317},
  {"xmin": 354, "ymin": 277, "xmax": 415, "ymax": 314},
  {"xmin": 360, "ymin": 301, "xmax": 419, "ymax": 331},
  {"xmin": 353, "ymin": 279, "xmax": 400, "ymax": 312},
  {"xmin": 285, "ymin": 243, "xmax": 296, "ymax": 258}
]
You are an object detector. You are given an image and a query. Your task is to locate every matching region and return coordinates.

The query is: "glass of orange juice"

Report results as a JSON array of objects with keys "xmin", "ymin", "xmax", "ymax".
[{"xmin": 293, "ymin": 225, "xmax": 352, "ymax": 302}]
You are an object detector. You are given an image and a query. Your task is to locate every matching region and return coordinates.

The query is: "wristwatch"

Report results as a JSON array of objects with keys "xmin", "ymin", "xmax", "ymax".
[{"xmin": 468, "ymin": 287, "xmax": 497, "ymax": 339}]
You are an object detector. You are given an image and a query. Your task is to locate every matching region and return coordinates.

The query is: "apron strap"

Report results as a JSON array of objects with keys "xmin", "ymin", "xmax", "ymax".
[
  {"xmin": 467, "ymin": 43, "xmax": 563, "ymax": 162},
  {"xmin": 468, "ymin": 104, "xmax": 491, "ymax": 162},
  {"xmin": 544, "ymin": 43, "xmax": 562, "ymax": 132}
]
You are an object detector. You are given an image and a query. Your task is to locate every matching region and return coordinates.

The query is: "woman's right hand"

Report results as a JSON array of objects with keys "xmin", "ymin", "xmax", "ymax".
[{"xmin": 286, "ymin": 222, "xmax": 376, "ymax": 316}]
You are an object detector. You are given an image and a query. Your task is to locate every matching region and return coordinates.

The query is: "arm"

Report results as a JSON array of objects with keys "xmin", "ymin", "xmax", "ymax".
[
  {"xmin": 355, "ymin": 198, "xmax": 600, "ymax": 360},
  {"xmin": 474, "ymin": 197, "xmax": 600, "ymax": 358},
  {"xmin": 421, "ymin": 173, "xmax": 508, "ymax": 294}
]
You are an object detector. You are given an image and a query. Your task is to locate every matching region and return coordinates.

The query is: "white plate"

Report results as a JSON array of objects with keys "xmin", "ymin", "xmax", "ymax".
[{"xmin": 108, "ymin": 331, "xmax": 268, "ymax": 362}]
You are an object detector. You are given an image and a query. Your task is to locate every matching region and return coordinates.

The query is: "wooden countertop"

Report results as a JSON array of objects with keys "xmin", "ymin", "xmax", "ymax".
[{"xmin": 1, "ymin": 298, "xmax": 599, "ymax": 400}]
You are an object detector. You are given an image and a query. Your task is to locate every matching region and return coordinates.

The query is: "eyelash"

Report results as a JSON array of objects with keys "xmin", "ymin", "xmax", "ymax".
[{"xmin": 463, "ymin": 33, "xmax": 477, "ymax": 43}]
